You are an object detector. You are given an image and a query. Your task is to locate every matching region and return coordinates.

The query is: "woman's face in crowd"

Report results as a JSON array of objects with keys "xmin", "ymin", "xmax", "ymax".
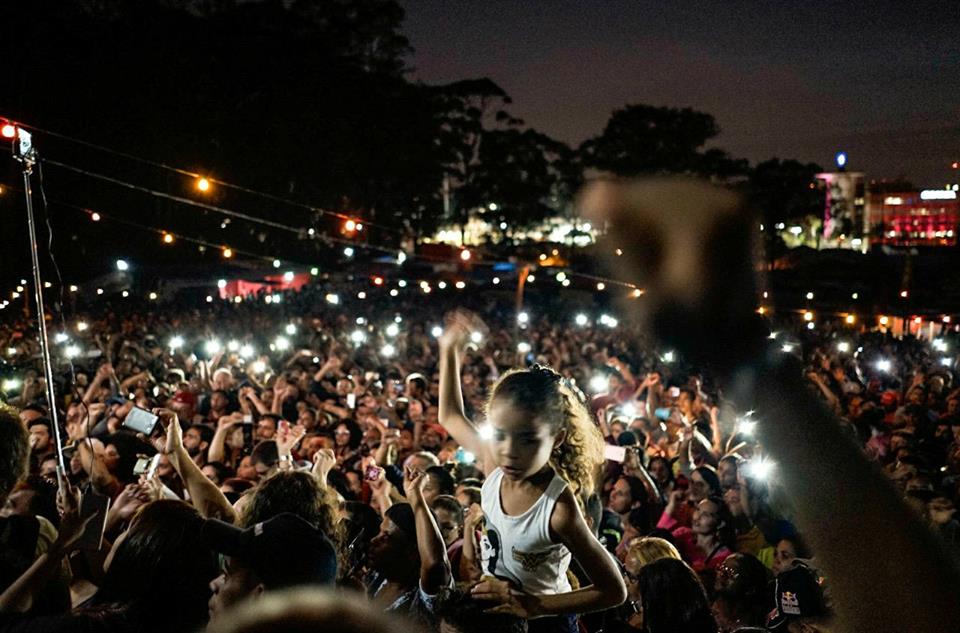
[
  {"xmin": 346, "ymin": 471, "xmax": 363, "ymax": 496},
  {"xmin": 297, "ymin": 409, "xmax": 317, "ymax": 430},
  {"xmin": 688, "ymin": 471, "xmax": 711, "ymax": 503},
  {"xmin": 609, "ymin": 478, "xmax": 636, "ymax": 514},
  {"xmin": 649, "ymin": 459, "xmax": 670, "ymax": 486},
  {"xmin": 335, "ymin": 424, "xmax": 351, "ymax": 447},
  {"xmin": 202, "ymin": 464, "xmax": 220, "ymax": 484},
  {"xmin": 237, "ymin": 456, "xmax": 257, "ymax": 480},
  {"xmin": 773, "ymin": 539, "xmax": 798, "ymax": 576},
  {"xmin": 488, "ymin": 397, "xmax": 558, "ymax": 481},
  {"xmin": 610, "ymin": 422, "xmax": 625, "ymax": 440},
  {"xmin": 399, "ymin": 429, "xmax": 414, "ymax": 451},
  {"xmin": 692, "ymin": 499, "xmax": 721, "ymax": 535},
  {"xmin": 717, "ymin": 460, "xmax": 738, "ymax": 488}
]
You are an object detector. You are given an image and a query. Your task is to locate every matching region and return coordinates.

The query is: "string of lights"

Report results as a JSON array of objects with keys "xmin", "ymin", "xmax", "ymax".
[{"xmin": 9, "ymin": 118, "xmax": 401, "ymax": 233}]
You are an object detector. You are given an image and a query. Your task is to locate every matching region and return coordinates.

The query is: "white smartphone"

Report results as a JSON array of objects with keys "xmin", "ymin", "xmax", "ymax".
[{"xmin": 603, "ymin": 445, "xmax": 627, "ymax": 463}]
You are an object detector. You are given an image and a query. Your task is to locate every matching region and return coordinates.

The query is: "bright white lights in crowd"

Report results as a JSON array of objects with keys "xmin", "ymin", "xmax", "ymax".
[
  {"xmin": 310, "ymin": 267, "xmax": 319, "ymax": 276},
  {"xmin": 431, "ymin": 326, "xmax": 443, "ymax": 338},
  {"xmin": 150, "ymin": 293, "xmax": 159, "ymax": 301},
  {"xmin": 806, "ymin": 291, "xmax": 814, "ymax": 300},
  {"xmin": 356, "ymin": 317, "xmax": 366, "ymax": 325},
  {"xmin": 227, "ymin": 340, "xmax": 240, "ymax": 352},
  {"xmin": 205, "ymin": 340, "xmax": 222, "ymax": 355},
  {"xmin": 599, "ymin": 314, "xmax": 618, "ymax": 328},
  {"xmin": 397, "ymin": 280, "xmax": 408, "ymax": 288},
  {"xmin": 325, "ymin": 293, "xmax": 340, "ymax": 305},
  {"xmin": 390, "ymin": 289, "xmax": 399, "ymax": 297},
  {"xmin": 745, "ymin": 457, "xmax": 775, "ymax": 480},
  {"xmin": 274, "ymin": 336, "xmax": 290, "ymax": 351},
  {"xmin": 517, "ymin": 342, "xmax": 532, "ymax": 353},
  {"xmin": 64, "ymin": 344, "xmax": 81, "ymax": 359},
  {"xmin": 357, "ymin": 292, "xmax": 366, "ymax": 299},
  {"xmin": 478, "ymin": 423, "xmax": 495, "ymax": 440},
  {"xmin": 2, "ymin": 378, "xmax": 21, "ymax": 392},
  {"xmin": 492, "ymin": 277, "xmax": 500, "ymax": 285},
  {"xmin": 218, "ymin": 279, "xmax": 227, "ymax": 289},
  {"xmin": 526, "ymin": 275, "xmax": 535, "ymax": 283},
  {"xmin": 575, "ymin": 314, "xmax": 588, "ymax": 326},
  {"xmin": 438, "ymin": 281, "xmax": 448, "ymax": 289},
  {"xmin": 941, "ymin": 358, "xmax": 953, "ymax": 367},
  {"xmin": 122, "ymin": 291, "xmax": 130, "ymax": 298},
  {"xmin": 738, "ymin": 418, "xmax": 757, "ymax": 436},
  {"xmin": 768, "ymin": 332, "xmax": 778, "ymax": 339},
  {"xmin": 398, "ymin": 251, "xmax": 407, "ymax": 264},
  {"xmin": 589, "ymin": 375, "xmax": 609, "ymax": 393},
  {"xmin": 394, "ymin": 316, "xmax": 402, "ymax": 323},
  {"xmin": 662, "ymin": 351, "xmax": 675, "ymax": 363},
  {"xmin": 837, "ymin": 341, "xmax": 850, "ymax": 353},
  {"xmin": 386, "ymin": 323, "xmax": 400, "ymax": 337},
  {"xmin": 876, "ymin": 359, "xmax": 892, "ymax": 372},
  {"xmin": 272, "ymin": 259, "xmax": 281, "ymax": 268},
  {"xmin": 169, "ymin": 336, "xmax": 184, "ymax": 350},
  {"xmin": 77, "ymin": 321, "xmax": 88, "ymax": 332},
  {"xmin": 806, "ymin": 322, "xmax": 815, "ymax": 330},
  {"xmin": 517, "ymin": 312, "xmax": 529, "ymax": 325},
  {"xmin": 620, "ymin": 402, "xmax": 637, "ymax": 418},
  {"xmin": 239, "ymin": 344, "xmax": 255, "ymax": 359},
  {"xmin": 115, "ymin": 259, "xmax": 129, "ymax": 271},
  {"xmin": 455, "ymin": 281, "xmax": 466, "ymax": 290},
  {"xmin": 933, "ymin": 339, "xmax": 948, "ymax": 353},
  {"xmin": 556, "ymin": 272, "xmax": 567, "ymax": 282},
  {"xmin": 205, "ymin": 296, "xmax": 213, "ymax": 303},
  {"xmin": 781, "ymin": 343, "xmax": 795, "ymax": 353},
  {"xmin": 381, "ymin": 343, "xmax": 396, "ymax": 357},
  {"xmin": 283, "ymin": 271, "xmax": 294, "ymax": 282},
  {"xmin": 351, "ymin": 330, "xmax": 366, "ymax": 344},
  {"xmin": 344, "ymin": 247, "xmax": 355, "ymax": 257},
  {"xmin": 285, "ymin": 323, "xmax": 297, "ymax": 335},
  {"xmin": 470, "ymin": 331, "xmax": 483, "ymax": 344},
  {"xmin": 252, "ymin": 360, "xmax": 266, "ymax": 374},
  {"xmin": 54, "ymin": 332, "xmax": 69, "ymax": 344}
]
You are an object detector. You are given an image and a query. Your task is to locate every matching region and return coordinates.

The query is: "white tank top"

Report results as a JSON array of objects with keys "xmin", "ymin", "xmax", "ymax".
[{"xmin": 479, "ymin": 468, "xmax": 572, "ymax": 595}]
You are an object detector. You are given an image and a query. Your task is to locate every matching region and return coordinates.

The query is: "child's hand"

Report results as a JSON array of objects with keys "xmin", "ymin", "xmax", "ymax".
[{"xmin": 471, "ymin": 578, "xmax": 540, "ymax": 618}]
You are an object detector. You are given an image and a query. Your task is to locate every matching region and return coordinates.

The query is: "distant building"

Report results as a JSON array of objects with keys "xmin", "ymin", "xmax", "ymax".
[
  {"xmin": 866, "ymin": 189, "xmax": 959, "ymax": 247},
  {"xmin": 815, "ymin": 170, "xmax": 866, "ymax": 249}
]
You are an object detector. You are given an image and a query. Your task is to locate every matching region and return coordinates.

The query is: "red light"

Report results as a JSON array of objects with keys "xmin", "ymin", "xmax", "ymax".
[
  {"xmin": 952, "ymin": 162, "xmax": 959, "ymax": 169},
  {"xmin": 1, "ymin": 124, "xmax": 15, "ymax": 139}
]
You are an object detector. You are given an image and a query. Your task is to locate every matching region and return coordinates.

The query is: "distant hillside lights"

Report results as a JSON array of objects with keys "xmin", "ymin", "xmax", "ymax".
[{"xmin": 427, "ymin": 216, "xmax": 596, "ymax": 246}]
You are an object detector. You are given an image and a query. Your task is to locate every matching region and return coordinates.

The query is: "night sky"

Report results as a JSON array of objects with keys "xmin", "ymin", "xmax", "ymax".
[{"xmin": 403, "ymin": 0, "xmax": 960, "ymax": 186}]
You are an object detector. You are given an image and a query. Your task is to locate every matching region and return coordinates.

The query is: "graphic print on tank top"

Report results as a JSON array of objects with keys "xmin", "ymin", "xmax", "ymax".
[{"xmin": 480, "ymin": 526, "xmax": 504, "ymax": 578}]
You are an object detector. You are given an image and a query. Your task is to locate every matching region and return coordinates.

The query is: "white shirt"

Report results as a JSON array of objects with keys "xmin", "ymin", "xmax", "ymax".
[{"xmin": 480, "ymin": 467, "xmax": 572, "ymax": 595}]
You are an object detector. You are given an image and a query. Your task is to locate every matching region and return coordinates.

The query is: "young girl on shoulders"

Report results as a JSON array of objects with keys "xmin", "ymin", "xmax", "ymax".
[{"xmin": 438, "ymin": 311, "xmax": 627, "ymax": 633}]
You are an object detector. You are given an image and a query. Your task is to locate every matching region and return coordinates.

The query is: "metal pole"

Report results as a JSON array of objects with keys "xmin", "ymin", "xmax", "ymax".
[{"xmin": 20, "ymin": 158, "xmax": 67, "ymax": 478}]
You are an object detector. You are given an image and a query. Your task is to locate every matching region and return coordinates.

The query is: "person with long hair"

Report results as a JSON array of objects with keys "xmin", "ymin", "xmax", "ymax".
[
  {"xmin": 636, "ymin": 558, "xmax": 718, "ymax": 633},
  {"xmin": 439, "ymin": 312, "xmax": 626, "ymax": 632}
]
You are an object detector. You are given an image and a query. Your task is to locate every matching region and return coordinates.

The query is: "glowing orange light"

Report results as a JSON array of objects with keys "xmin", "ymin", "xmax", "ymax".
[
  {"xmin": 757, "ymin": 306, "xmax": 766, "ymax": 315},
  {"xmin": 845, "ymin": 314, "xmax": 856, "ymax": 325},
  {"xmin": 222, "ymin": 247, "xmax": 233, "ymax": 259},
  {"xmin": 345, "ymin": 219, "xmax": 357, "ymax": 232},
  {"xmin": 196, "ymin": 177, "xmax": 211, "ymax": 192},
  {"xmin": 879, "ymin": 316, "xmax": 889, "ymax": 326},
  {"xmin": 913, "ymin": 316, "xmax": 922, "ymax": 325},
  {"xmin": 1, "ymin": 124, "xmax": 16, "ymax": 139},
  {"xmin": 162, "ymin": 233, "xmax": 174, "ymax": 244}
]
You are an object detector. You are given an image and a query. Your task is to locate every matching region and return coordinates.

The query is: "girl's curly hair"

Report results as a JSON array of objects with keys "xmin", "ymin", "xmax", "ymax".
[{"xmin": 488, "ymin": 365, "xmax": 604, "ymax": 496}]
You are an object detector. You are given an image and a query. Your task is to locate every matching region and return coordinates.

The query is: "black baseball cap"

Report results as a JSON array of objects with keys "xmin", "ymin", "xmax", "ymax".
[
  {"xmin": 767, "ymin": 562, "xmax": 827, "ymax": 628},
  {"xmin": 202, "ymin": 513, "xmax": 337, "ymax": 589}
]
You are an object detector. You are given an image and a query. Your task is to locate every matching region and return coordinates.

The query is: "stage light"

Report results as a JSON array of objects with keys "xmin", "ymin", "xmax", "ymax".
[
  {"xmin": 879, "ymin": 316, "xmax": 889, "ymax": 326},
  {"xmin": 169, "ymin": 336, "xmax": 184, "ymax": 350},
  {"xmin": 310, "ymin": 267, "xmax": 319, "ymax": 276},
  {"xmin": 357, "ymin": 291, "xmax": 366, "ymax": 299},
  {"xmin": 556, "ymin": 272, "xmax": 567, "ymax": 283},
  {"xmin": 398, "ymin": 251, "xmax": 407, "ymax": 264},
  {"xmin": 526, "ymin": 274, "xmax": 535, "ymax": 283},
  {"xmin": 745, "ymin": 457, "xmax": 775, "ymax": 480},
  {"xmin": 356, "ymin": 317, "xmax": 366, "ymax": 325},
  {"xmin": 803, "ymin": 311, "xmax": 814, "ymax": 322},
  {"xmin": 205, "ymin": 295, "xmax": 213, "ymax": 303},
  {"xmin": 2, "ymin": 378, "xmax": 21, "ymax": 392},
  {"xmin": 222, "ymin": 247, "xmax": 233, "ymax": 259},
  {"xmin": 491, "ymin": 278, "xmax": 499, "ymax": 285},
  {"xmin": 455, "ymin": 281, "xmax": 466, "ymax": 289},
  {"xmin": 781, "ymin": 343, "xmax": 794, "ymax": 353},
  {"xmin": 205, "ymin": 340, "xmax": 221, "ymax": 355},
  {"xmin": 196, "ymin": 177, "xmax": 211, "ymax": 192},
  {"xmin": 96, "ymin": 288, "xmax": 103, "ymax": 295},
  {"xmin": 438, "ymin": 281, "xmax": 448, "ymax": 289},
  {"xmin": 91, "ymin": 213, "xmax": 101, "ymax": 222},
  {"xmin": 389, "ymin": 289, "xmax": 399, "ymax": 297},
  {"xmin": 283, "ymin": 271, "xmax": 294, "ymax": 282},
  {"xmin": 1, "ymin": 124, "xmax": 15, "ymax": 139},
  {"xmin": 69, "ymin": 285, "xmax": 78, "ymax": 293},
  {"xmin": 806, "ymin": 292, "xmax": 814, "ymax": 300},
  {"xmin": 252, "ymin": 360, "xmax": 266, "ymax": 374},
  {"xmin": 373, "ymin": 276, "xmax": 384, "ymax": 286},
  {"xmin": 835, "ymin": 152, "xmax": 847, "ymax": 169},
  {"xmin": 900, "ymin": 290, "xmax": 909, "ymax": 298},
  {"xmin": 632, "ymin": 288, "xmax": 643, "ymax": 298},
  {"xmin": 398, "ymin": 280, "xmax": 407, "ymax": 288}
]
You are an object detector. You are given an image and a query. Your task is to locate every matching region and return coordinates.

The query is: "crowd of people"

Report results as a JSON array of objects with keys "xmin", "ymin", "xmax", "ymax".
[{"xmin": 0, "ymin": 273, "xmax": 958, "ymax": 632}]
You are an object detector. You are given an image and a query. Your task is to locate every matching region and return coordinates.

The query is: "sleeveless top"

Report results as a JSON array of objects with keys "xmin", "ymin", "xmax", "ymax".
[{"xmin": 480, "ymin": 468, "xmax": 572, "ymax": 595}]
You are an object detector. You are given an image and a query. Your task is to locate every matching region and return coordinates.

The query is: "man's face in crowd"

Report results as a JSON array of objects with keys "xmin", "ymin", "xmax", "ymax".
[
  {"xmin": 649, "ymin": 459, "xmax": 670, "ymax": 486},
  {"xmin": 369, "ymin": 516, "xmax": 413, "ymax": 577},
  {"xmin": 399, "ymin": 429, "xmax": 414, "ymax": 451},
  {"xmin": 336, "ymin": 379, "xmax": 352, "ymax": 397},
  {"xmin": 421, "ymin": 472, "xmax": 446, "ymax": 506},
  {"xmin": 209, "ymin": 556, "xmax": 262, "ymax": 622},
  {"xmin": 301, "ymin": 435, "xmax": 328, "ymax": 460},
  {"xmin": 183, "ymin": 427, "xmax": 205, "ymax": 456},
  {"xmin": 908, "ymin": 388, "xmax": 925, "ymax": 406},
  {"xmin": 608, "ymin": 478, "xmax": 637, "ymax": 515},
  {"xmin": 421, "ymin": 428, "xmax": 443, "ymax": 451},
  {"xmin": 40, "ymin": 458, "xmax": 58, "ymax": 481},
  {"xmin": 346, "ymin": 471, "xmax": 363, "ymax": 496},
  {"xmin": 297, "ymin": 409, "xmax": 317, "ymax": 431},
  {"xmin": 28, "ymin": 423, "xmax": 51, "ymax": 452},
  {"xmin": 211, "ymin": 392, "xmax": 229, "ymax": 413},
  {"xmin": 212, "ymin": 370, "xmax": 234, "ymax": 392},
  {"xmin": 678, "ymin": 391, "xmax": 695, "ymax": 417},
  {"xmin": 433, "ymin": 506, "xmax": 462, "ymax": 547},
  {"xmin": 256, "ymin": 418, "xmax": 277, "ymax": 441}
]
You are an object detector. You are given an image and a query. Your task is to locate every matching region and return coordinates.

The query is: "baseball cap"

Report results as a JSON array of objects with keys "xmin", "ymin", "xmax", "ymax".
[
  {"xmin": 767, "ymin": 562, "xmax": 827, "ymax": 628},
  {"xmin": 423, "ymin": 423, "xmax": 448, "ymax": 442},
  {"xmin": 202, "ymin": 513, "xmax": 337, "ymax": 589}
]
